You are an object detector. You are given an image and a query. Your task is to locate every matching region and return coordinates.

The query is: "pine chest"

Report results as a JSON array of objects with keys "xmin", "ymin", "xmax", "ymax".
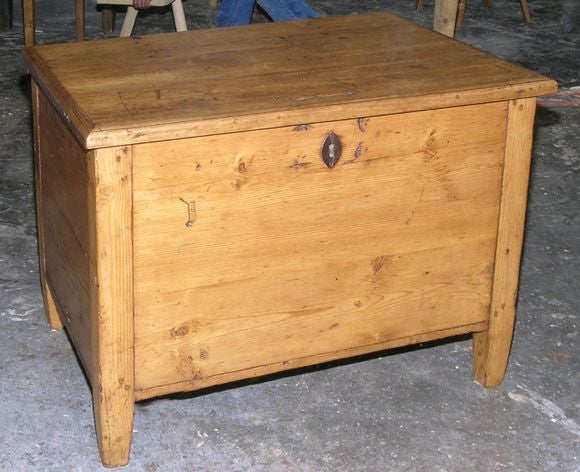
[{"xmin": 23, "ymin": 12, "xmax": 556, "ymax": 467}]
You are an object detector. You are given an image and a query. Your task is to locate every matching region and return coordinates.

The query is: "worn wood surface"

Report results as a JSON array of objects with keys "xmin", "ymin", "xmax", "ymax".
[
  {"xmin": 88, "ymin": 146, "xmax": 134, "ymax": 468},
  {"xmin": 473, "ymin": 98, "xmax": 537, "ymax": 387},
  {"xmin": 132, "ymin": 102, "xmax": 507, "ymax": 394},
  {"xmin": 36, "ymin": 85, "xmax": 92, "ymax": 374},
  {"xmin": 22, "ymin": 12, "xmax": 556, "ymax": 149}
]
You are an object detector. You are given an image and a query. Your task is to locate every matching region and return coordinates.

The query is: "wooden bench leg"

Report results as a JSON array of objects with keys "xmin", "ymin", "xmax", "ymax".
[
  {"xmin": 88, "ymin": 147, "xmax": 135, "ymax": 467},
  {"xmin": 23, "ymin": 0, "xmax": 34, "ymax": 46},
  {"xmin": 456, "ymin": 0, "xmax": 466, "ymax": 28},
  {"xmin": 101, "ymin": 5, "xmax": 114, "ymax": 34},
  {"xmin": 433, "ymin": 0, "xmax": 459, "ymax": 38},
  {"xmin": 473, "ymin": 98, "xmax": 537, "ymax": 387},
  {"xmin": 120, "ymin": 6, "xmax": 138, "ymax": 37},
  {"xmin": 519, "ymin": 0, "xmax": 531, "ymax": 23},
  {"xmin": 76, "ymin": 0, "xmax": 84, "ymax": 40},
  {"xmin": 172, "ymin": 0, "xmax": 187, "ymax": 32}
]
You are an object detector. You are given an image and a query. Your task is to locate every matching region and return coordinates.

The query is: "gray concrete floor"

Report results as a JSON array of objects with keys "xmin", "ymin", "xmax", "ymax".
[{"xmin": 1, "ymin": 0, "xmax": 579, "ymax": 470}]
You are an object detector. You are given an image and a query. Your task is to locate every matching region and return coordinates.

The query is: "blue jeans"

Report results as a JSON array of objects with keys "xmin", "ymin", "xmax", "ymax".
[{"xmin": 217, "ymin": 0, "xmax": 319, "ymax": 27}]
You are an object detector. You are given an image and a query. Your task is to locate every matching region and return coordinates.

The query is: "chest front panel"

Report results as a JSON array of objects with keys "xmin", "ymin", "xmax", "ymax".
[{"xmin": 132, "ymin": 102, "xmax": 507, "ymax": 392}]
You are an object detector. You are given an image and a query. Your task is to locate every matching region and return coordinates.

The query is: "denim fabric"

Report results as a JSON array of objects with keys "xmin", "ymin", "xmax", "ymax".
[{"xmin": 217, "ymin": 0, "xmax": 319, "ymax": 27}]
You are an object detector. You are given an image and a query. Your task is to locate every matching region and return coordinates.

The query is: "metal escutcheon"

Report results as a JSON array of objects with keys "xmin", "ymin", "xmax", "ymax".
[{"xmin": 321, "ymin": 131, "xmax": 342, "ymax": 169}]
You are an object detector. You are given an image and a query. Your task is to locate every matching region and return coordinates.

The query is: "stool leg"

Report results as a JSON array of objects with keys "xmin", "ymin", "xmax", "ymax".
[
  {"xmin": 102, "ymin": 6, "xmax": 114, "ymax": 34},
  {"xmin": 433, "ymin": 0, "xmax": 459, "ymax": 38},
  {"xmin": 416, "ymin": 0, "xmax": 425, "ymax": 12},
  {"xmin": 519, "ymin": 0, "xmax": 531, "ymax": 23},
  {"xmin": 172, "ymin": 0, "xmax": 187, "ymax": 32},
  {"xmin": 23, "ymin": 0, "xmax": 34, "ymax": 46},
  {"xmin": 75, "ymin": 0, "xmax": 84, "ymax": 40},
  {"xmin": 120, "ymin": 6, "xmax": 138, "ymax": 37},
  {"xmin": 456, "ymin": 0, "xmax": 466, "ymax": 28}
]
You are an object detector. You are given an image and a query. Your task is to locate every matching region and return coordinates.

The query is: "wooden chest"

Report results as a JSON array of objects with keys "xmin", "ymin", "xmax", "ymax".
[{"xmin": 23, "ymin": 13, "xmax": 556, "ymax": 467}]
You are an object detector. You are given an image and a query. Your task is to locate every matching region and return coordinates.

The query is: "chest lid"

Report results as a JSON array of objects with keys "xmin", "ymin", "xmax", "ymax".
[{"xmin": 23, "ymin": 12, "xmax": 556, "ymax": 150}]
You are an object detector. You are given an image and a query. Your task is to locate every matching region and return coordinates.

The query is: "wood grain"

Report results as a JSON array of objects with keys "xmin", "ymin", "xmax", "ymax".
[
  {"xmin": 473, "ymin": 98, "xmax": 537, "ymax": 387},
  {"xmin": 136, "ymin": 321, "xmax": 488, "ymax": 400},
  {"xmin": 36, "ymin": 86, "xmax": 92, "ymax": 373},
  {"xmin": 88, "ymin": 146, "xmax": 134, "ymax": 468},
  {"xmin": 22, "ymin": 12, "xmax": 556, "ymax": 149},
  {"xmin": 132, "ymin": 102, "xmax": 507, "ymax": 393}
]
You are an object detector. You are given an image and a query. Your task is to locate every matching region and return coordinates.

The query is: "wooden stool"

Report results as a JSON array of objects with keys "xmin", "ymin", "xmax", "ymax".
[
  {"xmin": 417, "ymin": 0, "xmax": 532, "ymax": 29},
  {"xmin": 96, "ymin": 0, "xmax": 187, "ymax": 37}
]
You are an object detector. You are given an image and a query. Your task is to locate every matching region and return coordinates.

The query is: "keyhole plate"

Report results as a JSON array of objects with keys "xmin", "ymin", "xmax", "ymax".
[{"xmin": 321, "ymin": 131, "xmax": 343, "ymax": 169}]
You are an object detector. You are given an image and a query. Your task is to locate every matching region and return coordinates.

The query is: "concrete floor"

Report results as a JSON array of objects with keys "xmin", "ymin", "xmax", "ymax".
[{"xmin": 0, "ymin": 0, "xmax": 578, "ymax": 470}]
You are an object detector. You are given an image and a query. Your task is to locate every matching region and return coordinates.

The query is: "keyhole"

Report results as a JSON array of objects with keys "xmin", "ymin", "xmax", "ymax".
[{"xmin": 321, "ymin": 131, "xmax": 342, "ymax": 168}]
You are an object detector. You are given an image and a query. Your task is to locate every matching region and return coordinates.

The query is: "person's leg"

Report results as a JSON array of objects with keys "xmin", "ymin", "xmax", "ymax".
[
  {"xmin": 217, "ymin": 0, "xmax": 256, "ymax": 26},
  {"xmin": 257, "ymin": 0, "xmax": 318, "ymax": 21}
]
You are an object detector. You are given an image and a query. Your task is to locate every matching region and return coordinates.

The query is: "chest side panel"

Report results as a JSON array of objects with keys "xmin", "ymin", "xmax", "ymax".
[
  {"xmin": 132, "ymin": 102, "xmax": 507, "ymax": 392},
  {"xmin": 37, "ymin": 91, "xmax": 92, "ymax": 378}
]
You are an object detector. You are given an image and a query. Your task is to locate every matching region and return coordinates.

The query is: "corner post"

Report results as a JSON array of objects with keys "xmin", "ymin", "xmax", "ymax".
[
  {"xmin": 473, "ymin": 98, "xmax": 537, "ymax": 387},
  {"xmin": 88, "ymin": 145, "xmax": 134, "ymax": 467}
]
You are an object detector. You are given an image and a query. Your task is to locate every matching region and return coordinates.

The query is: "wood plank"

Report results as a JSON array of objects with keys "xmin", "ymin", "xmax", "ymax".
[
  {"xmin": 135, "ymin": 321, "xmax": 488, "ymax": 400},
  {"xmin": 132, "ymin": 102, "xmax": 507, "ymax": 391},
  {"xmin": 22, "ymin": 13, "xmax": 556, "ymax": 149},
  {"xmin": 37, "ymin": 87, "xmax": 92, "ymax": 374},
  {"xmin": 88, "ymin": 146, "xmax": 134, "ymax": 468},
  {"xmin": 473, "ymin": 98, "xmax": 537, "ymax": 387}
]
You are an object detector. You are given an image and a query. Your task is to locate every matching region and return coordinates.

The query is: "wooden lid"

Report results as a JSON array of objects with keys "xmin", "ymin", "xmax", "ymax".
[{"xmin": 23, "ymin": 12, "xmax": 557, "ymax": 150}]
